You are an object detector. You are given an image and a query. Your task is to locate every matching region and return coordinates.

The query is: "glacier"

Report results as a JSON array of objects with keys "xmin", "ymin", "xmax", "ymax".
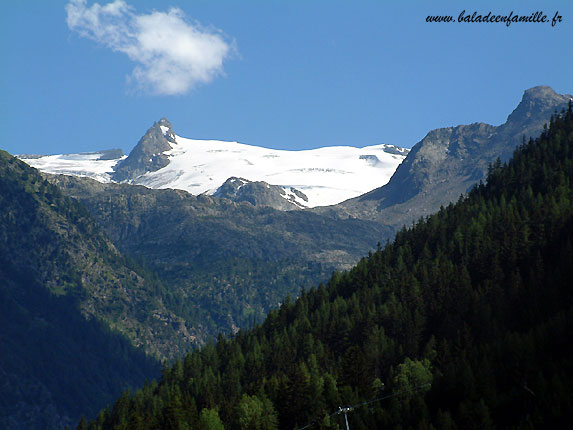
[{"xmin": 19, "ymin": 127, "xmax": 408, "ymax": 208}]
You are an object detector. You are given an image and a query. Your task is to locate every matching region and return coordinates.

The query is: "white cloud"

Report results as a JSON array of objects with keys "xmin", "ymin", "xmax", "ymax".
[{"xmin": 65, "ymin": 0, "xmax": 234, "ymax": 95}]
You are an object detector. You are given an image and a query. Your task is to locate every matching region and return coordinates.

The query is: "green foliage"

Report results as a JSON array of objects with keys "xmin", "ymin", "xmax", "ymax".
[
  {"xmin": 236, "ymin": 394, "xmax": 278, "ymax": 430},
  {"xmin": 200, "ymin": 408, "xmax": 225, "ymax": 430},
  {"xmin": 87, "ymin": 108, "xmax": 573, "ymax": 429},
  {"xmin": 392, "ymin": 358, "xmax": 432, "ymax": 394}
]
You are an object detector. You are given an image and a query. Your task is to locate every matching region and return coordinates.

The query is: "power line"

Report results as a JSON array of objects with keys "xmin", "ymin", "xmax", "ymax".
[{"xmin": 296, "ymin": 383, "xmax": 431, "ymax": 430}]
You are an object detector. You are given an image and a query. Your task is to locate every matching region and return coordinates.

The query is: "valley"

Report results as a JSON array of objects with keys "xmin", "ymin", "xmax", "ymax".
[{"xmin": 3, "ymin": 86, "xmax": 572, "ymax": 429}]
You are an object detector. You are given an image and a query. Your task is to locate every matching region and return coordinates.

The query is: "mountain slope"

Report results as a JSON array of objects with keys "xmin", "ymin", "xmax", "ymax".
[
  {"xmin": 323, "ymin": 86, "xmax": 572, "ymax": 226},
  {"xmin": 84, "ymin": 104, "xmax": 573, "ymax": 429},
  {"xmin": 35, "ymin": 86, "xmax": 572, "ymax": 354},
  {"xmin": 47, "ymin": 173, "xmax": 394, "ymax": 343},
  {"xmin": 0, "ymin": 151, "xmax": 161, "ymax": 429},
  {"xmin": 0, "ymin": 151, "xmax": 197, "ymax": 360}
]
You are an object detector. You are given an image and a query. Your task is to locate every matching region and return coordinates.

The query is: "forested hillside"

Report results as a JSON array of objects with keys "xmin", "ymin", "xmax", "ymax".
[{"xmin": 83, "ymin": 104, "xmax": 573, "ymax": 429}]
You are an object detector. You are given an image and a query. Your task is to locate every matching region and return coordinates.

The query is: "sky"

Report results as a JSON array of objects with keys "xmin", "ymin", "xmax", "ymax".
[{"xmin": 1, "ymin": 0, "xmax": 572, "ymax": 156}]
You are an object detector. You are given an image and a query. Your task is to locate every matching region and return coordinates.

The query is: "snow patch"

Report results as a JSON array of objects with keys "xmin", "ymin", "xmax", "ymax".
[{"xmin": 18, "ymin": 152, "xmax": 125, "ymax": 183}]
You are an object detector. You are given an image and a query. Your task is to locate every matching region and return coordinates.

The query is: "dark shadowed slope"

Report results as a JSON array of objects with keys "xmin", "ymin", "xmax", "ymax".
[{"xmin": 0, "ymin": 151, "xmax": 162, "ymax": 429}]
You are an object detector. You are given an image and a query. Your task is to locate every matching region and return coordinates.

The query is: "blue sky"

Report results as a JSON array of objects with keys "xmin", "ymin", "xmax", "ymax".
[{"xmin": 1, "ymin": 0, "xmax": 572, "ymax": 156}]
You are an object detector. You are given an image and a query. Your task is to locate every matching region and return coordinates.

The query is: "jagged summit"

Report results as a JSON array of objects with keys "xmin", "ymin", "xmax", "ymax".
[
  {"xmin": 523, "ymin": 85, "xmax": 567, "ymax": 101},
  {"xmin": 157, "ymin": 118, "xmax": 176, "ymax": 142},
  {"xmin": 112, "ymin": 118, "xmax": 175, "ymax": 182},
  {"xmin": 158, "ymin": 117, "xmax": 172, "ymax": 128},
  {"xmin": 506, "ymin": 85, "xmax": 572, "ymax": 125}
]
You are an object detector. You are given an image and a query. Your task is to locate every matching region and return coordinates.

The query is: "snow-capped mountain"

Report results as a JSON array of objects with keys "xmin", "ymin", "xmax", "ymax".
[{"xmin": 19, "ymin": 119, "xmax": 408, "ymax": 208}]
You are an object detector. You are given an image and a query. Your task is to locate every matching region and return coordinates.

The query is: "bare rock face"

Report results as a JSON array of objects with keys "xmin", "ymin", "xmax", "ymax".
[
  {"xmin": 96, "ymin": 148, "xmax": 124, "ymax": 160},
  {"xmin": 112, "ymin": 118, "xmax": 175, "ymax": 182},
  {"xmin": 323, "ymin": 86, "xmax": 572, "ymax": 226},
  {"xmin": 214, "ymin": 177, "xmax": 308, "ymax": 210}
]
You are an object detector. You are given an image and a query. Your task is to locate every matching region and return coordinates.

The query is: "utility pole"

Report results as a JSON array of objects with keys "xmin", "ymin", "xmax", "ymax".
[
  {"xmin": 297, "ymin": 383, "xmax": 430, "ymax": 430},
  {"xmin": 338, "ymin": 406, "xmax": 353, "ymax": 430}
]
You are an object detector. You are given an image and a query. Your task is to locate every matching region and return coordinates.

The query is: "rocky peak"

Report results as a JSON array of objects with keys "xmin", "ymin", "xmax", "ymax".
[
  {"xmin": 158, "ymin": 117, "xmax": 172, "ymax": 128},
  {"xmin": 157, "ymin": 118, "xmax": 176, "ymax": 143},
  {"xmin": 214, "ymin": 176, "xmax": 307, "ymax": 210},
  {"xmin": 330, "ymin": 85, "xmax": 572, "ymax": 225},
  {"xmin": 522, "ymin": 85, "xmax": 563, "ymax": 102},
  {"xmin": 506, "ymin": 86, "xmax": 572, "ymax": 126},
  {"xmin": 112, "ymin": 118, "xmax": 176, "ymax": 182}
]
